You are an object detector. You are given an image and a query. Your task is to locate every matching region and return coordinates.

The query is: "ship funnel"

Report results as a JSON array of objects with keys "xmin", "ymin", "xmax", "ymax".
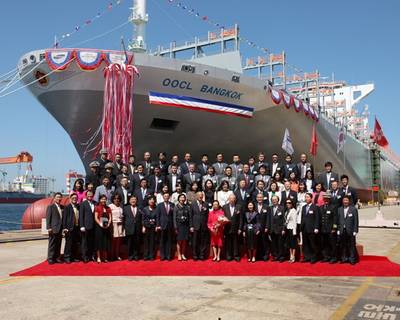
[{"xmin": 128, "ymin": 0, "xmax": 148, "ymax": 52}]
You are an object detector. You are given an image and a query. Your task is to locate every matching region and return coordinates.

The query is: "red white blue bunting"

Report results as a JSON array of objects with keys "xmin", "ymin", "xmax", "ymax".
[
  {"xmin": 268, "ymin": 87, "xmax": 318, "ymax": 122},
  {"xmin": 45, "ymin": 50, "xmax": 75, "ymax": 71},
  {"xmin": 294, "ymin": 98, "xmax": 303, "ymax": 112},
  {"xmin": 282, "ymin": 92, "xmax": 293, "ymax": 109},
  {"xmin": 45, "ymin": 49, "xmax": 133, "ymax": 71},
  {"xmin": 303, "ymin": 102, "xmax": 310, "ymax": 116},
  {"xmin": 105, "ymin": 52, "xmax": 133, "ymax": 65},
  {"xmin": 270, "ymin": 88, "xmax": 282, "ymax": 105},
  {"xmin": 76, "ymin": 51, "xmax": 104, "ymax": 70}
]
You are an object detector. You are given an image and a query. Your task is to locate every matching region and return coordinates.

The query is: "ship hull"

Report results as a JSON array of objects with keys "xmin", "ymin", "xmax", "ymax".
[
  {"xmin": 0, "ymin": 192, "xmax": 45, "ymax": 204},
  {"xmin": 18, "ymin": 50, "xmax": 399, "ymax": 201}
]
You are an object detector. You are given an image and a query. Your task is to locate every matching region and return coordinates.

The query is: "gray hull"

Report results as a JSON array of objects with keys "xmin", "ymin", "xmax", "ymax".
[{"xmin": 18, "ymin": 50, "xmax": 399, "ymax": 198}]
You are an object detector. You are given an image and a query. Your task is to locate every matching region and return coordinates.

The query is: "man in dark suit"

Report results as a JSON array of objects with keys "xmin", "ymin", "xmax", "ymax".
[
  {"xmin": 131, "ymin": 164, "xmax": 147, "ymax": 191},
  {"xmin": 46, "ymin": 192, "xmax": 64, "ymax": 264},
  {"xmin": 114, "ymin": 177, "xmax": 132, "ymax": 206},
  {"xmin": 270, "ymin": 195, "xmax": 285, "ymax": 262},
  {"xmin": 237, "ymin": 163, "xmax": 255, "ymax": 193},
  {"xmin": 338, "ymin": 195, "xmax": 359, "ymax": 264},
  {"xmin": 319, "ymin": 192, "xmax": 339, "ymax": 263},
  {"xmin": 255, "ymin": 193, "xmax": 271, "ymax": 261},
  {"xmin": 297, "ymin": 153, "xmax": 314, "ymax": 180},
  {"xmin": 79, "ymin": 190, "xmax": 96, "ymax": 263},
  {"xmin": 127, "ymin": 154, "xmax": 136, "ymax": 176},
  {"xmin": 62, "ymin": 193, "xmax": 80, "ymax": 263},
  {"xmin": 282, "ymin": 154, "xmax": 299, "ymax": 180},
  {"xmin": 134, "ymin": 179, "xmax": 153, "ymax": 209},
  {"xmin": 139, "ymin": 151, "xmax": 153, "ymax": 176},
  {"xmin": 330, "ymin": 180, "xmax": 343, "ymax": 210},
  {"xmin": 115, "ymin": 164, "xmax": 132, "ymax": 188},
  {"xmin": 254, "ymin": 152, "xmax": 270, "ymax": 176},
  {"xmin": 112, "ymin": 153, "xmax": 124, "ymax": 176},
  {"xmin": 223, "ymin": 194, "xmax": 242, "ymax": 261},
  {"xmin": 270, "ymin": 153, "xmax": 283, "ymax": 177},
  {"xmin": 179, "ymin": 152, "xmax": 192, "ymax": 176},
  {"xmin": 197, "ymin": 154, "xmax": 210, "ymax": 177},
  {"xmin": 190, "ymin": 191, "xmax": 210, "ymax": 260},
  {"xmin": 154, "ymin": 152, "xmax": 169, "ymax": 176},
  {"xmin": 301, "ymin": 193, "xmax": 321, "ymax": 263},
  {"xmin": 255, "ymin": 165, "xmax": 271, "ymax": 190},
  {"xmin": 85, "ymin": 161, "xmax": 101, "ymax": 190},
  {"xmin": 339, "ymin": 175, "xmax": 358, "ymax": 206},
  {"xmin": 317, "ymin": 161, "xmax": 339, "ymax": 191},
  {"xmin": 148, "ymin": 166, "xmax": 166, "ymax": 194},
  {"xmin": 97, "ymin": 149, "xmax": 111, "ymax": 177},
  {"xmin": 124, "ymin": 195, "xmax": 143, "ymax": 261},
  {"xmin": 280, "ymin": 180, "xmax": 298, "ymax": 207},
  {"xmin": 167, "ymin": 164, "xmax": 183, "ymax": 193},
  {"xmin": 183, "ymin": 163, "xmax": 202, "ymax": 192},
  {"xmin": 156, "ymin": 192, "xmax": 175, "ymax": 260},
  {"xmin": 252, "ymin": 180, "xmax": 269, "ymax": 205},
  {"xmin": 234, "ymin": 179, "xmax": 251, "ymax": 208}
]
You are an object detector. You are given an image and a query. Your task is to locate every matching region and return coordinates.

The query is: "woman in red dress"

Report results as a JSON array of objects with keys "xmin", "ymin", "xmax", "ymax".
[
  {"xmin": 207, "ymin": 200, "xmax": 227, "ymax": 262},
  {"xmin": 94, "ymin": 195, "xmax": 112, "ymax": 263}
]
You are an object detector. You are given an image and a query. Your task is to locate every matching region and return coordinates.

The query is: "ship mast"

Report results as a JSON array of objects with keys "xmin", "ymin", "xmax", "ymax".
[{"xmin": 128, "ymin": 0, "xmax": 148, "ymax": 52}]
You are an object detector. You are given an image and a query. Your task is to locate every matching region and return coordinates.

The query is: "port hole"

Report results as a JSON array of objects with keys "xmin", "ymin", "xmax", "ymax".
[{"xmin": 150, "ymin": 118, "xmax": 179, "ymax": 131}]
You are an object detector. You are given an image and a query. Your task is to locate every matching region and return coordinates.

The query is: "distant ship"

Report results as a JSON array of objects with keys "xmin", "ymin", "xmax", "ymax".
[
  {"xmin": 0, "ymin": 191, "xmax": 45, "ymax": 204},
  {"xmin": 16, "ymin": 0, "xmax": 400, "ymax": 202}
]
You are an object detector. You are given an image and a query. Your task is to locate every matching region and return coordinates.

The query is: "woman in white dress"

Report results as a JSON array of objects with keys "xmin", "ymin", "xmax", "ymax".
[
  {"xmin": 215, "ymin": 180, "xmax": 233, "ymax": 207},
  {"xmin": 296, "ymin": 181, "xmax": 308, "ymax": 248},
  {"xmin": 273, "ymin": 171, "xmax": 285, "ymax": 192},
  {"xmin": 284, "ymin": 199, "xmax": 298, "ymax": 263},
  {"xmin": 109, "ymin": 194, "xmax": 125, "ymax": 261},
  {"xmin": 171, "ymin": 184, "xmax": 186, "ymax": 205},
  {"xmin": 156, "ymin": 185, "xmax": 170, "ymax": 204}
]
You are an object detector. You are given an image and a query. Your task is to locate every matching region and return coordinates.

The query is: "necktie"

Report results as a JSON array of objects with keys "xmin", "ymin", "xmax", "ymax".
[
  {"xmin": 142, "ymin": 189, "xmax": 145, "ymax": 199},
  {"xmin": 191, "ymin": 173, "xmax": 195, "ymax": 182},
  {"xmin": 132, "ymin": 206, "xmax": 136, "ymax": 217},
  {"xmin": 165, "ymin": 203, "xmax": 169, "ymax": 214},
  {"xmin": 199, "ymin": 202, "xmax": 202, "ymax": 211},
  {"xmin": 73, "ymin": 205, "xmax": 78, "ymax": 226}
]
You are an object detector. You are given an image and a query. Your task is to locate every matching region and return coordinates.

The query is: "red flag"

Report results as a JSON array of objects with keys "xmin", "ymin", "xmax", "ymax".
[
  {"xmin": 374, "ymin": 118, "xmax": 389, "ymax": 147},
  {"xmin": 309, "ymin": 124, "xmax": 318, "ymax": 156}
]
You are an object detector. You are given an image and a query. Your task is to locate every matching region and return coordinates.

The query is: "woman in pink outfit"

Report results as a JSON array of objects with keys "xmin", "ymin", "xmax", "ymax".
[
  {"xmin": 207, "ymin": 200, "xmax": 227, "ymax": 262},
  {"xmin": 71, "ymin": 178, "xmax": 86, "ymax": 204}
]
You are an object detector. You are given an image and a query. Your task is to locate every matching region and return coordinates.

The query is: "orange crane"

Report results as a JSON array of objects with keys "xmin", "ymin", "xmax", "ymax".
[{"xmin": 0, "ymin": 151, "xmax": 33, "ymax": 164}]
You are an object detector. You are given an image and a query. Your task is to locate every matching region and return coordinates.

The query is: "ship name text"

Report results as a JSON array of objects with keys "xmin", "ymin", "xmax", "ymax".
[{"xmin": 161, "ymin": 78, "xmax": 243, "ymax": 100}]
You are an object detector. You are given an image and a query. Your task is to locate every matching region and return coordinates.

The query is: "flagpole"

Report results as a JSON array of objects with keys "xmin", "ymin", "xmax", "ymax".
[{"xmin": 343, "ymin": 114, "xmax": 347, "ymax": 171}]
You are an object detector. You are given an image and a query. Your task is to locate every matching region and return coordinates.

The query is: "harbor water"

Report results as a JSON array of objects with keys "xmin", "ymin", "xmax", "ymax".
[{"xmin": 0, "ymin": 204, "xmax": 27, "ymax": 231}]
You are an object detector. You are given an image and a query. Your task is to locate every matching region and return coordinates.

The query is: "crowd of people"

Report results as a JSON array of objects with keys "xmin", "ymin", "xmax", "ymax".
[{"xmin": 46, "ymin": 150, "xmax": 359, "ymax": 265}]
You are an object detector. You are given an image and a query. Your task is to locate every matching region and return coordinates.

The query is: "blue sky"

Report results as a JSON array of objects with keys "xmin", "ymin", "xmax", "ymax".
[{"xmin": 0, "ymin": 0, "xmax": 399, "ymax": 191}]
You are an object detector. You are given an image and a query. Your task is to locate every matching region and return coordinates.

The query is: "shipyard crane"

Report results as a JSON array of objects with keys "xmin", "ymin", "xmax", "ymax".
[{"xmin": 0, "ymin": 152, "xmax": 33, "ymax": 189}]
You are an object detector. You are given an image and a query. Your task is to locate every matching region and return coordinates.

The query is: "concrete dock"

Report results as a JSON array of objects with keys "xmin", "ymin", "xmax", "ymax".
[{"xmin": 0, "ymin": 206, "xmax": 400, "ymax": 319}]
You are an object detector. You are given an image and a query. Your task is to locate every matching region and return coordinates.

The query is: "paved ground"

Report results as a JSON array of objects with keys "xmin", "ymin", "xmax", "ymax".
[{"xmin": 0, "ymin": 206, "xmax": 399, "ymax": 320}]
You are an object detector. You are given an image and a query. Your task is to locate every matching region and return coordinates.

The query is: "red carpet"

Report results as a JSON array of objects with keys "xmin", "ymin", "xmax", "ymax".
[{"xmin": 9, "ymin": 255, "xmax": 400, "ymax": 277}]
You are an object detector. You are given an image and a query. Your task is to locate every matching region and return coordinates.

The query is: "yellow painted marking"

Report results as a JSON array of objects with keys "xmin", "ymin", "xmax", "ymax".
[
  {"xmin": 329, "ymin": 277, "xmax": 374, "ymax": 320},
  {"xmin": 0, "ymin": 276, "xmax": 33, "ymax": 285}
]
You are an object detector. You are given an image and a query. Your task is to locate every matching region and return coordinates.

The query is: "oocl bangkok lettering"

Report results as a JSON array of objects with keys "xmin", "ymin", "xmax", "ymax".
[{"xmin": 162, "ymin": 78, "xmax": 243, "ymax": 100}]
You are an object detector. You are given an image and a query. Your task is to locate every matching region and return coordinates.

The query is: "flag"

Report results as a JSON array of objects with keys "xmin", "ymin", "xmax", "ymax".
[
  {"xmin": 309, "ymin": 124, "xmax": 318, "ymax": 156},
  {"xmin": 282, "ymin": 128, "xmax": 294, "ymax": 155},
  {"xmin": 374, "ymin": 117, "xmax": 389, "ymax": 147},
  {"xmin": 337, "ymin": 122, "xmax": 345, "ymax": 154}
]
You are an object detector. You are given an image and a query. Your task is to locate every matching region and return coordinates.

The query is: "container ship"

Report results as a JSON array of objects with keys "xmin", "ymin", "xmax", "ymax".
[
  {"xmin": 0, "ymin": 152, "xmax": 48, "ymax": 203},
  {"xmin": 15, "ymin": 0, "xmax": 400, "ymax": 202}
]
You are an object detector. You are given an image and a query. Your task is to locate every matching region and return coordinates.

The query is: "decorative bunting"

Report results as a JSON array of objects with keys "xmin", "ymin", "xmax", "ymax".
[
  {"xmin": 76, "ymin": 51, "xmax": 104, "ymax": 70},
  {"xmin": 303, "ymin": 102, "xmax": 310, "ymax": 116},
  {"xmin": 45, "ymin": 50, "xmax": 75, "ymax": 71},
  {"xmin": 294, "ymin": 98, "xmax": 303, "ymax": 112},
  {"xmin": 270, "ymin": 88, "xmax": 282, "ymax": 105},
  {"xmin": 45, "ymin": 49, "xmax": 132, "ymax": 72},
  {"xmin": 282, "ymin": 92, "xmax": 293, "ymax": 109}
]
